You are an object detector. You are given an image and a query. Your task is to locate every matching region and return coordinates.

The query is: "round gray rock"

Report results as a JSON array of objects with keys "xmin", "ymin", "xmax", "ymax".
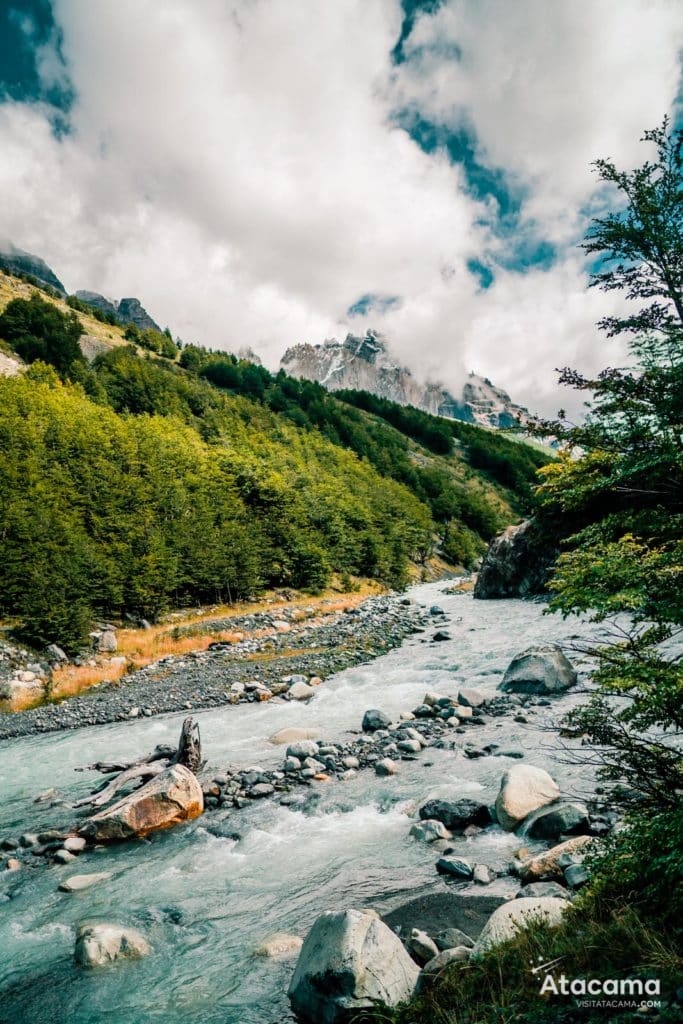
[
  {"xmin": 362, "ymin": 709, "xmax": 392, "ymax": 732},
  {"xmin": 498, "ymin": 645, "xmax": 577, "ymax": 695}
]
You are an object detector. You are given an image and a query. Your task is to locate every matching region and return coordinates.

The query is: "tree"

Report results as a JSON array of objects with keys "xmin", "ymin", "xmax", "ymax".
[
  {"xmin": 0, "ymin": 293, "xmax": 85, "ymax": 377},
  {"xmin": 583, "ymin": 118, "xmax": 683, "ymax": 340},
  {"xmin": 536, "ymin": 119, "xmax": 683, "ymax": 811}
]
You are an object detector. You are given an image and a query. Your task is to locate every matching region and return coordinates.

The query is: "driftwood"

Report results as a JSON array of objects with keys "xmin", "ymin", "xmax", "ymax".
[
  {"xmin": 176, "ymin": 717, "xmax": 203, "ymax": 773},
  {"xmin": 74, "ymin": 718, "xmax": 202, "ymax": 811}
]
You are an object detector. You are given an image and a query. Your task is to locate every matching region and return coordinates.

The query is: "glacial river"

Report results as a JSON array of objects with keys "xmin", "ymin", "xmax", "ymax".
[{"xmin": 0, "ymin": 583, "xmax": 607, "ymax": 1024}]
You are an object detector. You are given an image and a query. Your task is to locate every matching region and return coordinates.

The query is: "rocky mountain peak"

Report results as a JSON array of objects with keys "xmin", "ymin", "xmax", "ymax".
[
  {"xmin": 0, "ymin": 242, "xmax": 65, "ymax": 294},
  {"xmin": 280, "ymin": 331, "xmax": 531, "ymax": 429}
]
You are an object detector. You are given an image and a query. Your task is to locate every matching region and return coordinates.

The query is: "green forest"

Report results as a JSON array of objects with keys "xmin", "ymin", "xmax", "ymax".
[{"xmin": 0, "ymin": 287, "xmax": 547, "ymax": 650}]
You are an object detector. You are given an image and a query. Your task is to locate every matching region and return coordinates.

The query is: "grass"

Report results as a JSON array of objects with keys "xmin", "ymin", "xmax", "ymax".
[
  {"xmin": 46, "ymin": 580, "xmax": 382, "ymax": 702},
  {"xmin": 357, "ymin": 895, "xmax": 682, "ymax": 1024}
]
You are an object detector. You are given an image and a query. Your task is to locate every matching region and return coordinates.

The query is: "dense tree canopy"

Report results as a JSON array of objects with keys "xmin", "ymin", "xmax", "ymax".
[{"xmin": 0, "ymin": 293, "xmax": 84, "ymax": 376}]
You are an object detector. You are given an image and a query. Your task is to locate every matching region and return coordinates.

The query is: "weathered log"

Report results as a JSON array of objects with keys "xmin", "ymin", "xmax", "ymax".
[
  {"xmin": 74, "ymin": 762, "xmax": 169, "ymax": 808},
  {"xmin": 175, "ymin": 717, "xmax": 203, "ymax": 773},
  {"xmin": 74, "ymin": 721, "xmax": 201, "ymax": 813},
  {"xmin": 74, "ymin": 744, "xmax": 176, "ymax": 775}
]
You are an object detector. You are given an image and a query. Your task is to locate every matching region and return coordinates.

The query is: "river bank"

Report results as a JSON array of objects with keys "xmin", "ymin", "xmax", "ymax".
[{"xmin": 0, "ymin": 591, "xmax": 427, "ymax": 740}]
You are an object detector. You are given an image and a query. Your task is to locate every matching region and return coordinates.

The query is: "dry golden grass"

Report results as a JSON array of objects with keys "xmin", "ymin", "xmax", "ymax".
[
  {"xmin": 47, "ymin": 581, "xmax": 383, "ymax": 703},
  {"xmin": 0, "ymin": 688, "xmax": 45, "ymax": 712},
  {"xmin": 49, "ymin": 661, "xmax": 130, "ymax": 700}
]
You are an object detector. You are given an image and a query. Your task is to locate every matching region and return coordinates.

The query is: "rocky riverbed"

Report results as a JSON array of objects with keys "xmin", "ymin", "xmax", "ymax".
[
  {"xmin": 0, "ymin": 581, "xmax": 625, "ymax": 1024},
  {"xmin": 0, "ymin": 593, "xmax": 425, "ymax": 740}
]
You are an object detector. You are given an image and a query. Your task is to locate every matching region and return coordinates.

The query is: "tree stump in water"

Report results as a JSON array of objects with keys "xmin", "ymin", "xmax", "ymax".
[
  {"xmin": 74, "ymin": 717, "xmax": 203, "ymax": 810},
  {"xmin": 176, "ymin": 717, "xmax": 202, "ymax": 773}
]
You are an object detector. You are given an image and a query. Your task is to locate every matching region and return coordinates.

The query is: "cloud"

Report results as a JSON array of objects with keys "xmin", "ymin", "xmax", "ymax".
[{"xmin": 0, "ymin": 0, "xmax": 680, "ymax": 417}]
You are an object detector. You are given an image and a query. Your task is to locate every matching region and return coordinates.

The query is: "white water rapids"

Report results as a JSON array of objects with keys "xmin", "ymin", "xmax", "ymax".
[{"xmin": 0, "ymin": 583, "xmax": 607, "ymax": 1024}]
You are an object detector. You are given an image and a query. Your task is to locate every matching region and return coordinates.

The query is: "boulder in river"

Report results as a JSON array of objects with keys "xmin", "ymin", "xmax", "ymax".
[
  {"xmin": 286, "ymin": 740, "xmax": 320, "ymax": 759},
  {"xmin": 74, "ymin": 922, "xmax": 151, "ymax": 967},
  {"xmin": 494, "ymin": 764, "xmax": 560, "ymax": 831},
  {"xmin": 436, "ymin": 856, "xmax": 474, "ymax": 881},
  {"xmin": 410, "ymin": 819, "xmax": 452, "ymax": 843},
  {"xmin": 288, "ymin": 908, "xmax": 419, "ymax": 1023},
  {"xmin": 289, "ymin": 682, "xmax": 316, "ymax": 701},
  {"xmin": 362, "ymin": 709, "xmax": 392, "ymax": 732},
  {"xmin": 498, "ymin": 645, "xmax": 577, "ymax": 696},
  {"xmin": 473, "ymin": 519, "xmax": 556, "ymax": 599},
  {"xmin": 270, "ymin": 727, "xmax": 319, "ymax": 746},
  {"xmin": 253, "ymin": 933, "xmax": 303, "ymax": 959},
  {"xmin": 517, "ymin": 835, "xmax": 594, "ymax": 882},
  {"xmin": 522, "ymin": 801, "xmax": 589, "ymax": 839},
  {"xmin": 82, "ymin": 764, "xmax": 203, "ymax": 841},
  {"xmin": 59, "ymin": 872, "xmax": 112, "ymax": 893},
  {"xmin": 457, "ymin": 687, "xmax": 485, "ymax": 708},
  {"xmin": 419, "ymin": 798, "xmax": 490, "ymax": 832},
  {"xmin": 471, "ymin": 898, "xmax": 568, "ymax": 956}
]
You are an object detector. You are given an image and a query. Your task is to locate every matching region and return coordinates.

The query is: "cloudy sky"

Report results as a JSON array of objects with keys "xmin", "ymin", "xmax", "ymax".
[{"xmin": 0, "ymin": 0, "xmax": 681, "ymax": 415}]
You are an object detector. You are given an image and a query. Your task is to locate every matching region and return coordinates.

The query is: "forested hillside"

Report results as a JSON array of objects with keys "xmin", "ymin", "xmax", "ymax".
[{"xmin": 0, "ymin": 279, "xmax": 550, "ymax": 651}]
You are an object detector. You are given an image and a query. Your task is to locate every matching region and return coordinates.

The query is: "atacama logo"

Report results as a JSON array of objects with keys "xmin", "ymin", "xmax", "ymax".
[{"xmin": 529, "ymin": 956, "xmax": 661, "ymax": 1007}]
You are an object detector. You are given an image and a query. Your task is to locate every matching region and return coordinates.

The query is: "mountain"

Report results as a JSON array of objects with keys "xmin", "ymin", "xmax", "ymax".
[
  {"xmin": 75, "ymin": 291, "xmax": 162, "ymax": 332},
  {"xmin": 280, "ymin": 330, "xmax": 531, "ymax": 429},
  {"xmin": 0, "ymin": 241, "xmax": 65, "ymax": 294},
  {"xmin": 0, "ymin": 241, "xmax": 163, "ymax": 335}
]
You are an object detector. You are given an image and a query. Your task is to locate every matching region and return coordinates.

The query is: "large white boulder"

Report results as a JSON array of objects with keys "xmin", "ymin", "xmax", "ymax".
[
  {"xmin": 498, "ymin": 645, "xmax": 577, "ymax": 695},
  {"xmin": 74, "ymin": 922, "xmax": 151, "ymax": 967},
  {"xmin": 495, "ymin": 764, "xmax": 560, "ymax": 831},
  {"xmin": 472, "ymin": 898, "xmax": 568, "ymax": 956},
  {"xmin": 288, "ymin": 908, "xmax": 419, "ymax": 1023}
]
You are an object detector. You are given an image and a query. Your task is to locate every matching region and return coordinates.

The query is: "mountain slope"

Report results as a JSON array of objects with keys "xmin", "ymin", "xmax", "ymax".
[
  {"xmin": 280, "ymin": 330, "xmax": 531, "ymax": 428},
  {"xmin": 0, "ymin": 278, "xmax": 551, "ymax": 651}
]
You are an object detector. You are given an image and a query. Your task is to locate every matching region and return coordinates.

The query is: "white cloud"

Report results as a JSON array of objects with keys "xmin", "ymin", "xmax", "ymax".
[{"xmin": 0, "ymin": 0, "xmax": 679, "ymax": 417}]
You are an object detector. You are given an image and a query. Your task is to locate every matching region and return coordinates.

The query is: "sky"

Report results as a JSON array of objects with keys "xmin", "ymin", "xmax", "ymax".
[{"xmin": 0, "ymin": 0, "xmax": 681, "ymax": 416}]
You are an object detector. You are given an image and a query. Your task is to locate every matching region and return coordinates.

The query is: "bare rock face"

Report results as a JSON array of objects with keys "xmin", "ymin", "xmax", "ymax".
[
  {"xmin": 473, "ymin": 520, "xmax": 556, "ymax": 599},
  {"xmin": 499, "ymin": 645, "xmax": 577, "ymax": 696},
  {"xmin": 471, "ymin": 898, "xmax": 568, "ymax": 956},
  {"xmin": 82, "ymin": 764, "xmax": 203, "ymax": 841},
  {"xmin": 280, "ymin": 331, "xmax": 530, "ymax": 429},
  {"xmin": 74, "ymin": 923, "xmax": 151, "ymax": 967},
  {"xmin": 495, "ymin": 765, "xmax": 560, "ymax": 831},
  {"xmin": 0, "ymin": 241, "xmax": 65, "ymax": 292},
  {"xmin": 288, "ymin": 908, "xmax": 420, "ymax": 1023},
  {"xmin": 117, "ymin": 296, "xmax": 161, "ymax": 332}
]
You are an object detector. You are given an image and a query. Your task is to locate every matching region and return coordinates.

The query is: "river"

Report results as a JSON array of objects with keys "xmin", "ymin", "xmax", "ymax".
[{"xmin": 0, "ymin": 582, "xmax": 607, "ymax": 1024}]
